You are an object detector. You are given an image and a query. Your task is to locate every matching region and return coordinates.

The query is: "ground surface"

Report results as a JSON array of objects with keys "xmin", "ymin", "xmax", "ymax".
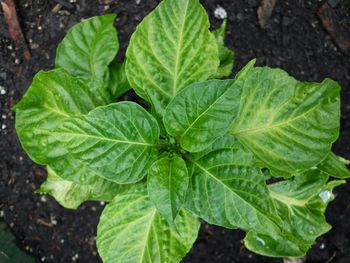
[{"xmin": 0, "ymin": 0, "xmax": 350, "ymax": 262}]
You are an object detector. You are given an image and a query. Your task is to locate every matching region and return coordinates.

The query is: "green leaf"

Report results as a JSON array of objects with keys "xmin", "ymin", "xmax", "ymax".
[
  {"xmin": 147, "ymin": 155, "xmax": 189, "ymax": 223},
  {"xmin": 244, "ymin": 170, "xmax": 345, "ymax": 257},
  {"xmin": 212, "ymin": 20, "xmax": 235, "ymax": 78},
  {"xmin": 186, "ymin": 138, "xmax": 281, "ymax": 234},
  {"xmin": 49, "ymin": 102, "xmax": 160, "ymax": 184},
  {"xmin": 126, "ymin": 0, "xmax": 219, "ymax": 118},
  {"xmin": 55, "ymin": 14, "xmax": 118, "ymax": 80},
  {"xmin": 14, "ymin": 69, "xmax": 111, "ymax": 184},
  {"xmin": 108, "ymin": 61, "xmax": 131, "ymax": 98},
  {"xmin": 230, "ymin": 63, "xmax": 340, "ymax": 176},
  {"xmin": 164, "ymin": 80, "xmax": 241, "ymax": 152},
  {"xmin": 97, "ymin": 185, "xmax": 200, "ymax": 263},
  {"xmin": 36, "ymin": 166, "xmax": 128, "ymax": 209},
  {"xmin": 318, "ymin": 152, "xmax": 350, "ymax": 179}
]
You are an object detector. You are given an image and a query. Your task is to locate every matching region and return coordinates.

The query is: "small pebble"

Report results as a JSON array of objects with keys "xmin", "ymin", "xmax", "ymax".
[
  {"xmin": 15, "ymin": 59, "xmax": 20, "ymax": 64},
  {"xmin": 7, "ymin": 45, "xmax": 13, "ymax": 50},
  {"xmin": 1, "ymin": 124, "xmax": 6, "ymax": 130},
  {"xmin": 41, "ymin": 257, "xmax": 46, "ymax": 262},
  {"xmin": 100, "ymin": 201, "xmax": 105, "ymax": 206},
  {"xmin": 0, "ymin": 211, "xmax": 4, "ymax": 217},
  {"xmin": 214, "ymin": 5, "xmax": 227, "ymax": 19},
  {"xmin": 40, "ymin": 196, "xmax": 47, "ymax": 202},
  {"xmin": 38, "ymin": 26, "xmax": 43, "ymax": 30},
  {"xmin": 1, "ymin": 115, "xmax": 6, "ymax": 119},
  {"xmin": 0, "ymin": 86, "xmax": 6, "ymax": 95},
  {"xmin": 136, "ymin": 0, "xmax": 141, "ymax": 4},
  {"xmin": 320, "ymin": 243, "xmax": 326, "ymax": 250}
]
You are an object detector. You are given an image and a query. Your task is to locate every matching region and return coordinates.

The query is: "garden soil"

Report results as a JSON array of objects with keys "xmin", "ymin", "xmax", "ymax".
[{"xmin": 0, "ymin": 0, "xmax": 350, "ymax": 262}]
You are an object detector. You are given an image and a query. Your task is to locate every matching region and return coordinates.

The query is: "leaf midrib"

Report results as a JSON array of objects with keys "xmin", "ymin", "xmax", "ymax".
[
  {"xmin": 51, "ymin": 130, "xmax": 157, "ymax": 147},
  {"xmin": 231, "ymin": 99, "xmax": 323, "ymax": 137},
  {"xmin": 172, "ymin": 0, "xmax": 190, "ymax": 96},
  {"xmin": 191, "ymin": 159, "xmax": 275, "ymax": 226}
]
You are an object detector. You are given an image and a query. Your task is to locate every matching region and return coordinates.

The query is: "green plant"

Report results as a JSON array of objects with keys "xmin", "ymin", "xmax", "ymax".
[{"xmin": 14, "ymin": 0, "xmax": 350, "ymax": 262}]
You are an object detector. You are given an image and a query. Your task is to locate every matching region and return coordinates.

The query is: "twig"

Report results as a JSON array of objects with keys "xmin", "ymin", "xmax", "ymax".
[{"xmin": 0, "ymin": 0, "xmax": 31, "ymax": 61}]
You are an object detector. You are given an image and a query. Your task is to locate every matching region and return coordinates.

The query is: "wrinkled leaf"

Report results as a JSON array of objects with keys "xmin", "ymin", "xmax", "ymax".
[
  {"xmin": 126, "ymin": 0, "xmax": 219, "ymax": 118},
  {"xmin": 164, "ymin": 79, "xmax": 241, "ymax": 152},
  {"xmin": 49, "ymin": 102, "xmax": 160, "ymax": 184},
  {"xmin": 56, "ymin": 14, "xmax": 118, "ymax": 80},
  {"xmin": 245, "ymin": 170, "xmax": 345, "ymax": 257},
  {"xmin": 148, "ymin": 155, "xmax": 189, "ymax": 223},
  {"xmin": 318, "ymin": 152, "xmax": 350, "ymax": 179},
  {"xmin": 212, "ymin": 20, "xmax": 234, "ymax": 78},
  {"xmin": 14, "ymin": 69, "xmax": 111, "ymax": 184},
  {"xmin": 186, "ymin": 138, "xmax": 281, "ymax": 234},
  {"xmin": 36, "ymin": 166, "xmax": 128, "ymax": 209},
  {"xmin": 97, "ymin": 185, "xmax": 200, "ymax": 263},
  {"xmin": 230, "ymin": 62, "xmax": 340, "ymax": 176}
]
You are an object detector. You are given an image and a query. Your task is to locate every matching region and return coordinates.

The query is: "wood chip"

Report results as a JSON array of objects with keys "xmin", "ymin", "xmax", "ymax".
[{"xmin": 257, "ymin": 0, "xmax": 277, "ymax": 29}]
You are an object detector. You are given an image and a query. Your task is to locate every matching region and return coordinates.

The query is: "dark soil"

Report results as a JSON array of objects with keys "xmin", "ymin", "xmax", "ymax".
[{"xmin": 1, "ymin": 0, "xmax": 350, "ymax": 262}]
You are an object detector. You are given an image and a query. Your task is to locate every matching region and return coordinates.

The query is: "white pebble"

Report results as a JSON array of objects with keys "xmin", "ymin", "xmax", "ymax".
[
  {"xmin": 1, "ymin": 115, "xmax": 6, "ymax": 119},
  {"xmin": 15, "ymin": 59, "xmax": 20, "ymax": 64},
  {"xmin": 7, "ymin": 45, "xmax": 13, "ymax": 50},
  {"xmin": 0, "ymin": 211, "xmax": 4, "ymax": 217},
  {"xmin": 136, "ymin": 0, "xmax": 141, "ymax": 4},
  {"xmin": 1, "ymin": 124, "xmax": 6, "ymax": 130},
  {"xmin": 0, "ymin": 86, "xmax": 6, "ymax": 95},
  {"xmin": 214, "ymin": 5, "xmax": 227, "ymax": 19},
  {"xmin": 38, "ymin": 26, "xmax": 42, "ymax": 30},
  {"xmin": 100, "ymin": 201, "xmax": 105, "ymax": 206}
]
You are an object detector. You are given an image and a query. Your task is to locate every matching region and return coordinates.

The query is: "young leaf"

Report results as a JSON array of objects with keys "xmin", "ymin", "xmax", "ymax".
[
  {"xmin": 97, "ymin": 185, "xmax": 200, "ymax": 263},
  {"xmin": 36, "ymin": 166, "xmax": 128, "ymax": 209},
  {"xmin": 212, "ymin": 20, "xmax": 235, "ymax": 78},
  {"xmin": 49, "ymin": 102, "xmax": 160, "ymax": 184},
  {"xmin": 108, "ymin": 61, "xmax": 131, "ymax": 98},
  {"xmin": 164, "ymin": 80, "xmax": 241, "ymax": 152},
  {"xmin": 185, "ymin": 138, "xmax": 281, "ymax": 234},
  {"xmin": 55, "ymin": 14, "xmax": 118, "ymax": 80},
  {"xmin": 126, "ymin": 0, "xmax": 219, "ymax": 118},
  {"xmin": 230, "ymin": 64, "xmax": 340, "ymax": 176},
  {"xmin": 14, "ymin": 69, "xmax": 111, "ymax": 183},
  {"xmin": 147, "ymin": 155, "xmax": 189, "ymax": 223},
  {"xmin": 318, "ymin": 152, "xmax": 350, "ymax": 178},
  {"xmin": 244, "ymin": 170, "xmax": 345, "ymax": 257}
]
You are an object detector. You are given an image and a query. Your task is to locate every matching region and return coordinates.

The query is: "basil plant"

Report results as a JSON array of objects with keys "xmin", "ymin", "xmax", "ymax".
[{"xmin": 14, "ymin": 0, "xmax": 350, "ymax": 262}]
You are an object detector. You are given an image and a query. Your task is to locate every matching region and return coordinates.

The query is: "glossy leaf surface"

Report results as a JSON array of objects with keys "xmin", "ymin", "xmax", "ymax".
[
  {"xmin": 97, "ymin": 185, "xmax": 200, "ymax": 263},
  {"xmin": 55, "ymin": 14, "xmax": 118, "ymax": 80},
  {"xmin": 164, "ymin": 80, "xmax": 241, "ymax": 152},
  {"xmin": 186, "ymin": 138, "xmax": 281, "ymax": 234},
  {"xmin": 230, "ymin": 64, "xmax": 340, "ymax": 176},
  {"xmin": 14, "ymin": 69, "xmax": 110, "ymax": 183},
  {"xmin": 37, "ymin": 166, "xmax": 127, "ymax": 209},
  {"xmin": 148, "ymin": 155, "xmax": 189, "ymax": 223},
  {"xmin": 245, "ymin": 171, "xmax": 345, "ymax": 257},
  {"xmin": 49, "ymin": 102, "xmax": 160, "ymax": 183},
  {"xmin": 126, "ymin": 0, "xmax": 219, "ymax": 117},
  {"xmin": 318, "ymin": 152, "xmax": 350, "ymax": 179}
]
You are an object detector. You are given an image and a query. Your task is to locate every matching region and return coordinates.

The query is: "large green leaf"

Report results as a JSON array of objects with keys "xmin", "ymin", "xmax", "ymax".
[
  {"xmin": 36, "ymin": 166, "xmax": 128, "ymax": 209},
  {"xmin": 55, "ymin": 14, "xmax": 118, "ymax": 80},
  {"xmin": 186, "ymin": 137, "xmax": 281, "ymax": 234},
  {"xmin": 14, "ymin": 69, "xmax": 111, "ymax": 184},
  {"xmin": 212, "ymin": 20, "xmax": 235, "ymax": 78},
  {"xmin": 245, "ymin": 170, "xmax": 345, "ymax": 257},
  {"xmin": 164, "ymin": 80, "xmax": 241, "ymax": 152},
  {"xmin": 126, "ymin": 0, "xmax": 219, "ymax": 118},
  {"xmin": 147, "ymin": 155, "xmax": 189, "ymax": 223},
  {"xmin": 318, "ymin": 152, "xmax": 350, "ymax": 179},
  {"xmin": 230, "ymin": 63, "xmax": 340, "ymax": 176},
  {"xmin": 97, "ymin": 185, "xmax": 200, "ymax": 263},
  {"xmin": 49, "ymin": 102, "xmax": 160, "ymax": 184}
]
